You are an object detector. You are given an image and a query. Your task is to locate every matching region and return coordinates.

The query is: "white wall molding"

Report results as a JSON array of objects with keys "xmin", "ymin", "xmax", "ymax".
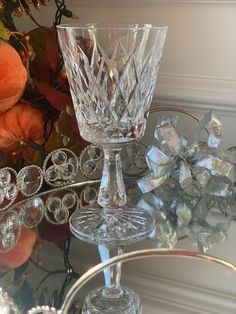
[
  {"xmin": 155, "ymin": 73, "xmax": 236, "ymax": 114},
  {"xmin": 124, "ymin": 268, "xmax": 236, "ymax": 314}
]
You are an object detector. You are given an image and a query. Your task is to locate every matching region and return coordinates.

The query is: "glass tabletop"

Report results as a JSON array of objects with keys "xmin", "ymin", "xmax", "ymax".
[{"xmin": 0, "ymin": 178, "xmax": 236, "ymax": 313}]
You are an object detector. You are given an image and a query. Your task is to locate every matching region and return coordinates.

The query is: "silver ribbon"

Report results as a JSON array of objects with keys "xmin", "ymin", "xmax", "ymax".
[{"xmin": 137, "ymin": 111, "xmax": 236, "ymax": 252}]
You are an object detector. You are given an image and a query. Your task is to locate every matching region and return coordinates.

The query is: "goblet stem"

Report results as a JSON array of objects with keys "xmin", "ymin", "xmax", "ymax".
[
  {"xmin": 98, "ymin": 147, "xmax": 126, "ymax": 211},
  {"xmin": 97, "ymin": 147, "xmax": 126, "ymax": 297},
  {"xmin": 98, "ymin": 244, "xmax": 125, "ymax": 297}
]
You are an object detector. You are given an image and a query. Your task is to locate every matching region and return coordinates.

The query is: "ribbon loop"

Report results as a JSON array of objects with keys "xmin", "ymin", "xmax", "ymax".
[{"xmin": 137, "ymin": 111, "xmax": 235, "ymax": 252}]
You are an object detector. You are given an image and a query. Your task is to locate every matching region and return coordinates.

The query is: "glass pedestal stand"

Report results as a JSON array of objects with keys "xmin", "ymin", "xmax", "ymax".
[
  {"xmin": 67, "ymin": 238, "xmax": 149, "ymax": 313},
  {"xmin": 69, "ymin": 147, "xmax": 155, "ymax": 246},
  {"xmin": 69, "ymin": 147, "xmax": 155, "ymax": 313},
  {"xmin": 81, "ymin": 245, "xmax": 142, "ymax": 314}
]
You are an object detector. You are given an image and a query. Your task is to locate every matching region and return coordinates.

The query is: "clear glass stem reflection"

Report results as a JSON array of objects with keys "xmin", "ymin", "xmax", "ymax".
[
  {"xmin": 98, "ymin": 245, "xmax": 125, "ymax": 297},
  {"xmin": 98, "ymin": 147, "xmax": 126, "ymax": 211}
]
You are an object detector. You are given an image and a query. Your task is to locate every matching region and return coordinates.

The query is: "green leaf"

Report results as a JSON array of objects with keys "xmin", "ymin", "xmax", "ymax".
[
  {"xmin": 7, "ymin": 277, "xmax": 25, "ymax": 296},
  {"xmin": 0, "ymin": 270, "xmax": 25, "ymax": 296},
  {"xmin": 0, "ymin": 270, "xmax": 15, "ymax": 290},
  {"xmin": 0, "ymin": 20, "xmax": 10, "ymax": 41}
]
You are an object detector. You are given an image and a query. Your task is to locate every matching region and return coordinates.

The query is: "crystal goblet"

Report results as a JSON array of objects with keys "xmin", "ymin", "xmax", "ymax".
[{"xmin": 57, "ymin": 23, "xmax": 167, "ymax": 313}]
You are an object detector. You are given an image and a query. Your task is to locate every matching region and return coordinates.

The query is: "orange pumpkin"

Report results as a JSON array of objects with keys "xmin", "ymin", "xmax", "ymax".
[
  {"xmin": 0, "ymin": 227, "xmax": 37, "ymax": 272},
  {"xmin": 0, "ymin": 102, "xmax": 47, "ymax": 160},
  {"xmin": 0, "ymin": 39, "xmax": 27, "ymax": 113}
]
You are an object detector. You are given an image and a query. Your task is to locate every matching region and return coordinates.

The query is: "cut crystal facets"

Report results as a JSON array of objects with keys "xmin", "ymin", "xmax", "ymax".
[
  {"xmin": 0, "ymin": 211, "xmax": 20, "ymax": 252},
  {"xmin": 0, "ymin": 168, "xmax": 17, "ymax": 211},
  {"xmin": 4, "ymin": 183, "xmax": 17, "ymax": 201},
  {"xmin": 0, "ymin": 189, "xmax": 4, "ymax": 205},
  {"xmin": 68, "ymin": 156, "xmax": 78, "ymax": 170},
  {"xmin": 20, "ymin": 198, "xmax": 44, "ymax": 228},
  {"xmin": 46, "ymin": 166, "xmax": 61, "ymax": 182},
  {"xmin": 43, "ymin": 149, "xmax": 79, "ymax": 186},
  {"xmin": 6, "ymin": 214, "xmax": 19, "ymax": 230},
  {"xmin": 62, "ymin": 193, "xmax": 77, "ymax": 209},
  {"xmin": 88, "ymin": 145, "xmax": 103, "ymax": 160},
  {"xmin": 18, "ymin": 166, "xmax": 43, "ymax": 196},
  {"xmin": 51, "ymin": 151, "xmax": 67, "ymax": 165},
  {"xmin": 55, "ymin": 208, "xmax": 69, "ymax": 224},
  {"xmin": 0, "ymin": 169, "xmax": 11, "ymax": 188},
  {"xmin": 80, "ymin": 144, "xmax": 104, "ymax": 179},
  {"xmin": 46, "ymin": 197, "xmax": 62, "ymax": 213},
  {"xmin": 0, "ymin": 149, "xmax": 80, "ymax": 210},
  {"xmin": 83, "ymin": 186, "xmax": 98, "ymax": 204},
  {"xmin": 61, "ymin": 28, "xmax": 163, "ymax": 145},
  {"xmin": 44, "ymin": 189, "xmax": 78, "ymax": 225},
  {"xmin": 61, "ymin": 163, "xmax": 75, "ymax": 180},
  {"xmin": 0, "ymin": 223, "xmax": 7, "ymax": 236},
  {"xmin": 83, "ymin": 160, "xmax": 97, "ymax": 176},
  {"xmin": 121, "ymin": 142, "xmax": 148, "ymax": 177},
  {"xmin": 2, "ymin": 231, "xmax": 16, "ymax": 250}
]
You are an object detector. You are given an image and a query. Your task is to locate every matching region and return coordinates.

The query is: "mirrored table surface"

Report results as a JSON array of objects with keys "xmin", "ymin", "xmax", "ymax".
[{"xmin": 0, "ymin": 179, "xmax": 236, "ymax": 313}]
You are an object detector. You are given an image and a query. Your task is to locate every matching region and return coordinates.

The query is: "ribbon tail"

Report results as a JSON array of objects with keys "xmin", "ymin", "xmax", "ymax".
[{"xmin": 137, "ymin": 174, "xmax": 167, "ymax": 193}]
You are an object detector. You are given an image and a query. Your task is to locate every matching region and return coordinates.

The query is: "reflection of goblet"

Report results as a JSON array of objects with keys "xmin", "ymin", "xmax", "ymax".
[{"xmin": 57, "ymin": 23, "xmax": 167, "ymax": 313}]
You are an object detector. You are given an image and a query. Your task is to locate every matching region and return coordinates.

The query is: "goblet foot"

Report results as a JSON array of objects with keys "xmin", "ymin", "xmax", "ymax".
[
  {"xmin": 69, "ymin": 205, "xmax": 155, "ymax": 246},
  {"xmin": 82, "ymin": 286, "xmax": 142, "ymax": 314}
]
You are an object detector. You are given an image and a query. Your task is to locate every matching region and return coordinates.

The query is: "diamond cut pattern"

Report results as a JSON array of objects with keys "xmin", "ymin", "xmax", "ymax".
[{"xmin": 60, "ymin": 26, "xmax": 167, "ymax": 143}]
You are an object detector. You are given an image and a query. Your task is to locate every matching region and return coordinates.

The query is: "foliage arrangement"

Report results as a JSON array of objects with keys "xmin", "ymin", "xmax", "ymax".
[
  {"xmin": 0, "ymin": 5, "xmax": 85, "ymax": 307},
  {"xmin": 0, "ymin": 0, "xmax": 86, "ymax": 169}
]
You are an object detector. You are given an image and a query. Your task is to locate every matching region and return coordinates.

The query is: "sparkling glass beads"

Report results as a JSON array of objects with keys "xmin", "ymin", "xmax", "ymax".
[{"xmin": 43, "ymin": 149, "xmax": 79, "ymax": 187}]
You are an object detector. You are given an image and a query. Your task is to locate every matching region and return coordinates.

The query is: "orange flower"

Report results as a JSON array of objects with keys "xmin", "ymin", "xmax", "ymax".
[
  {"xmin": 0, "ymin": 39, "xmax": 27, "ymax": 113},
  {"xmin": 0, "ymin": 102, "xmax": 48, "ymax": 160}
]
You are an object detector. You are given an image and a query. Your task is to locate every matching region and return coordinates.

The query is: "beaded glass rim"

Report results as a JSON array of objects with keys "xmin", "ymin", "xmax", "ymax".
[
  {"xmin": 0, "ymin": 148, "xmax": 79, "ymax": 215},
  {"xmin": 0, "ymin": 142, "xmax": 149, "ymax": 215}
]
